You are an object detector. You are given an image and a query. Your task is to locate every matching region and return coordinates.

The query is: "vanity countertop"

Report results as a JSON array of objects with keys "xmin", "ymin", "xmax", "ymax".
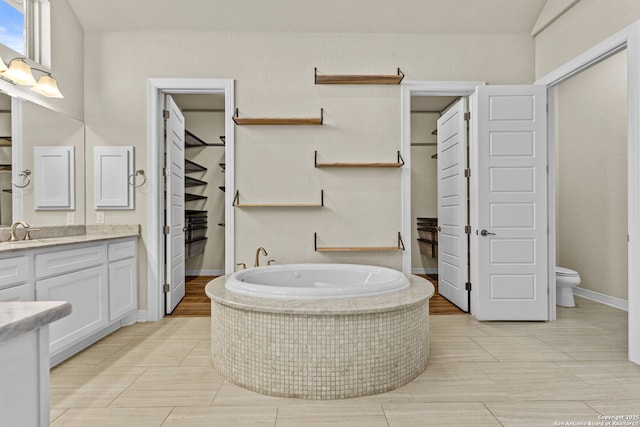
[
  {"xmin": 0, "ymin": 224, "xmax": 140, "ymax": 254},
  {"xmin": 0, "ymin": 301, "xmax": 72, "ymax": 343}
]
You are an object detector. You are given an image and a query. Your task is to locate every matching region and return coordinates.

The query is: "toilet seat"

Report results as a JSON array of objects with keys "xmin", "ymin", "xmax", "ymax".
[{"xmin": 556, "ymin": 266, "xmax": 579, "ymax": 277}]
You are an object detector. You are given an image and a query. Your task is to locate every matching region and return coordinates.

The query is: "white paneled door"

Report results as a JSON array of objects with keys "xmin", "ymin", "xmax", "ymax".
[
  {"xmin": 437, "ymin": 98, "xmax": 469, "ymax": 311},
  {"xmin": 471, "ymin": 85, "xmax": 548, "ymax": 320},
  {"xmin": 165, "ymin": 95, "xmax": 186, "ymax": 314}
]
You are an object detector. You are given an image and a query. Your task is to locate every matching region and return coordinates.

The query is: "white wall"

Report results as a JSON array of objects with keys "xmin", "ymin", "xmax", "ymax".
[
  {"xmin": 535, "ymin": 0, "xmax": 640, "ymax": 78},
  {"xmin": 83, "ymin": 30, "xmax": 535, "ymax": 309},
  {"xmin": 555, "ymin": 50, "xmax": 628, "ymax": 300}
]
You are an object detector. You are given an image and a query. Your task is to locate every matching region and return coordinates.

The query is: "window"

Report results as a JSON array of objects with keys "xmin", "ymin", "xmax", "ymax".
[
  {"xmin": 0, "ymin": 0, "xmax": 49, "ymax": 68},
  {"xmin": 0, "ymin": 0, "xmax": 25, "ymax": 55}
]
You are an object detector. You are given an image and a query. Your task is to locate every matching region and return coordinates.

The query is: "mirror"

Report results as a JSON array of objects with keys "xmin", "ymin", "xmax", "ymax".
[
  {"xmin": 12, "ymin": 97, "xmax": 85, "ymax": 225},
  {"xmin": 0, "ymin": 93, "xmax": 10, "ymax": 226}
]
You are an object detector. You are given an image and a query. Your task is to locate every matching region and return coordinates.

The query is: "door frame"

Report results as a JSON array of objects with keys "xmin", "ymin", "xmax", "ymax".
[
  {"xmin": 400, "ymin": 81, "xmax": 485, "ymax": 276},
  {"xmin": 146, "ymin": 78, "xmax": 235, "ymax": 322},
  {"xmin": 536, "ymin": 20, "xmax": 640, "ymax": 364}
]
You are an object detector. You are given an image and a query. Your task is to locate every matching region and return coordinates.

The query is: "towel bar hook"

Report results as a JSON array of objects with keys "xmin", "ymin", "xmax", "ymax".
[
  {"xmin": 128, "ymin": 169, "xmax": 146, "ymax": 188},
  {"xmin": 12, "ymin": 169, "xmax": 31, "ymax": 188}
]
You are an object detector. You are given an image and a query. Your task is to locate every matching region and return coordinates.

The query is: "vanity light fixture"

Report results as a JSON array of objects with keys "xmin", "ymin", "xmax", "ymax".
[
  {"xmin": 2, "ymin": 58, "xmax": 37, "ymax": 86},
  {"xmin": 31, "ymin": 74, "xmax": 64, "ymax": 98},
  {"xmin": 0, "ymin": 57, "xmax": 63, "ymax": 98}
]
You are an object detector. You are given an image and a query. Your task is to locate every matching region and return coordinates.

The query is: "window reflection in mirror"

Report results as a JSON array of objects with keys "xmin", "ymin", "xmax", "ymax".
[{"xmin": 0, "ymin": 0, "xmax": 25, "ymax": 55}]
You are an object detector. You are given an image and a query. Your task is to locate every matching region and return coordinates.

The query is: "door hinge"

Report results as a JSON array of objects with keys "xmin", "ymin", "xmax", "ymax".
[
  {"xmin": 163, "ymin": 283, "xmax": 170, "ymax": 293},
  {"xmin": 465, "ymin": 225, "xmax": 472, "ymax": 234},
  {"xmin": 464, "ymin": 168, "xmax": 471, "ymax": 178},
  {"xmin": 163, "ymin": 225, "xmax": 170, "ymax": 235},
  {"xmin": 464, "ymin": 112, "xmax": 471, "ymax": 121},
  {"xmin": 163, "ymin": 109, "xmax": 170, "ymax": 119},
  {"xmin": 465, "ymin": 282, "xmax": 472, "ymax": 291},
  {"xmin": 163, "ymin": 167, "xmax": 170, "ymax": 177}
]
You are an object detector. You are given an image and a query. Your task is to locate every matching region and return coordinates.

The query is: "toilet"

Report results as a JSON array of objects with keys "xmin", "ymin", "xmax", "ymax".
[{"xmin": 556, "ymin": 266, "xmax": 581, "ymax": 307}]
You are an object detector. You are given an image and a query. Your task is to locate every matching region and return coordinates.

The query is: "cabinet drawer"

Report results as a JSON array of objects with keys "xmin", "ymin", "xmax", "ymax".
[
  {"xmin": 0, "ymin": 283, "xmax": 34, "ymax": 301},
  {"xmin": 0, "ymin": 256, "xmax": 29, "ymax": 288},
  {"xmin": 36, "ymin": 244, "xmax": 106, "ymax": 279},
  {"xmin": 108, "ymin": 239, "xmax": 136, "ymax": 262}
]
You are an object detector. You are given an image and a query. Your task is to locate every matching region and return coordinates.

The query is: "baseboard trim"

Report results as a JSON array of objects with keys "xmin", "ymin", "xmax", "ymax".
[
  {"xmin": 185, "ymin": 269, "xmax": 225, "ymax": 276},
  {"xmin": 137, "ymin": 309, "xmax": 149, "ymax": 322},
  {"xmin": 412, "ymin": 268, "xmax": 438, "ymax": 275},
  {"xmin": 573, "ymin": 287, "xmax": 628, "ymax": 311}
]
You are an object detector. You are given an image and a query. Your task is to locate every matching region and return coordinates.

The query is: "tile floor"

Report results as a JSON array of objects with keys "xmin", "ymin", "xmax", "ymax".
[{"xmin": 50, "ymin": 297, "xmax": 640, "ymax": 426}]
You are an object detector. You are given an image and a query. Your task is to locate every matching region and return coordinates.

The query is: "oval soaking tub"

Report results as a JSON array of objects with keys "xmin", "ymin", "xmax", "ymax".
[
  {"xmin": 207, "ymin": 267, "xmax": 434, "ymax": 400},
  {"xmin": 226, "ymin": 263, "xmax": 410, "ymax": 299}
]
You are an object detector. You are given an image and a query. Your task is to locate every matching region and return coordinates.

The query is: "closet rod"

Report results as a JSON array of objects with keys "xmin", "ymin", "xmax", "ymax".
[
  {"xmin": 411, "ymin": 110, "xmax": 441, "ymax": 114},
  {"xmin": 411, "ymin": 143, "xmax": 437, "ymax": 146}
]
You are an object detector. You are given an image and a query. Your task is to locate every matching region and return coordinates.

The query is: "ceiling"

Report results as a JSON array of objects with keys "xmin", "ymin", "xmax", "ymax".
[{"xmin": 67, "ymin": 0, "xmax": 546, "ymax": 34}]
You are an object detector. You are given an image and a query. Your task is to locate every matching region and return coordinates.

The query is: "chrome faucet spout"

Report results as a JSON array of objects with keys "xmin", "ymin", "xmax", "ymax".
[{"xmin": 254, "ymin": 247, "xmax": 268, "ymax": 267}]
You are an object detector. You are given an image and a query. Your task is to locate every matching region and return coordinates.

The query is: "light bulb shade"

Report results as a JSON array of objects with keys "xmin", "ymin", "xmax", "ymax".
[
  {"xmin": 31, "ymin": 74, "xmax": 64, "ymax": 98},
  {"xmin": 3, "ymin": 60, "xmax": 37, "ymax": 86},
  {"xmin": 0, "ymin": 56, "xmax": 7, "ymax": 74}
]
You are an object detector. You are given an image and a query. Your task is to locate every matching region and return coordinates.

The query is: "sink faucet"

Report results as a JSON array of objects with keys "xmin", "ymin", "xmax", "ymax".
[
  {"xmin": 254, "ymin": 247, "xmax": 268, "ymax": 267},
  {"xmin": 10, "ymin": 221, "xmax": 30, "ymax": 241}
]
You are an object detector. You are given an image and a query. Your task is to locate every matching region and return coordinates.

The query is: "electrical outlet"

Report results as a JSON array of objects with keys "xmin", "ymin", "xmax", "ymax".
[
  {"xmin": 66, "ymin": 212, "xmax": 75, "ymax": 225},
  {"xmin": 96, "ymin": 211, "xmax": 104, "ymax": 224}
]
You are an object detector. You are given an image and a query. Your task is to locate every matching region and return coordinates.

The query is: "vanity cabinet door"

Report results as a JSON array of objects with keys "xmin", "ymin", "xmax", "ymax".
[
  {"xmin": 36, "ymin": 265, "xmax": 109, "ymax": 354},
  {"xmin": 109, "ymin": 257, "xmax": 137, "ymax": 321}
]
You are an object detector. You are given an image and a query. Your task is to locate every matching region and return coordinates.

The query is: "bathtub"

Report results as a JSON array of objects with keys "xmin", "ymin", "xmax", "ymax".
[{"xmin": 226, "ymin": 263, "xmax": 410, "ymax": 299}]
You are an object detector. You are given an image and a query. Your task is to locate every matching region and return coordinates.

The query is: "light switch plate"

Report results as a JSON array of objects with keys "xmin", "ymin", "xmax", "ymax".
[{"xmin": 96, "ymin": 211, "xmax": 104, "ymax": 224}]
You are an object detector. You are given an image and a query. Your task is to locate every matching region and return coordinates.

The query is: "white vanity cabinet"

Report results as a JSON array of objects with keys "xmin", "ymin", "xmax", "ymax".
[
  {"xmin": 0, "ymin": 235, "xmax": 138, "ymax": 365},
  {"xmin": 108, "ymin": 239, "xmax": 138, "ymax": 321},
  {"xmin": 36, "ymin": 264, "xmax": 109, "ymax": 355},
  {"xmin": 0, "ymin": 255, "xmax": 33, "ymax": 301}
]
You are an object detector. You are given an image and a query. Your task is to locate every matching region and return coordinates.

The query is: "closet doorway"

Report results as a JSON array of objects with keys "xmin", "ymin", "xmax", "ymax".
[
  {"xmin": 146, "ymin": 78, "xmax": 235, "ymax": 322},
  {"xmin": 164, "ymin": 93, "xmax": 227, "ymax": 315},
  {"xmin": 409, "ymin": 95, "xmax": 469, "ymax": 312}
]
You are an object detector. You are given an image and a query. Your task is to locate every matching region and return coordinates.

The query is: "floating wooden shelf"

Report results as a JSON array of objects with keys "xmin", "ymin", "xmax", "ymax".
[
  {"xmin": 314, "ymin": 151, "xmax": 405, "ymax": 168},
  {"xmin": 314, "ymin": 68, "xmax": 404, "ymax": 85},
  {"xmin": 314, "ymin": 232, "xmax": 405, "ymax": 252},
  {"xmin": 233, "ymin": 108, "xmax": 323, "ymax": 125},
  {"xmin": 233, "ymin": 190, "xmax": 324, "ymax": 207}
]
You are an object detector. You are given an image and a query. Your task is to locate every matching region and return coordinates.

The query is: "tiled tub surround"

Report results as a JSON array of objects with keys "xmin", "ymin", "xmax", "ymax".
[{"xmin": 206, "ymin": 274, "xmax": 434, "ymax": 399}]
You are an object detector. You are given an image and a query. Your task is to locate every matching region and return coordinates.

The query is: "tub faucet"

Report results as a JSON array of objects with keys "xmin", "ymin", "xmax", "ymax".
[
  {"xmin": 254, "ymin": 247, "xmax": 268, "ymax": 267},
  {"xmin": 9, "ymin": 221, "xmax": 30, "ymax": 241}
]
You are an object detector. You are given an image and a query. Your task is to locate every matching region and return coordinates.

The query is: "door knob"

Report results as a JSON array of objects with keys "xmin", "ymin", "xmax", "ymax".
[{"xmin": 480, "ymin": 230, "xmax": 495, "ymax": 236}]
